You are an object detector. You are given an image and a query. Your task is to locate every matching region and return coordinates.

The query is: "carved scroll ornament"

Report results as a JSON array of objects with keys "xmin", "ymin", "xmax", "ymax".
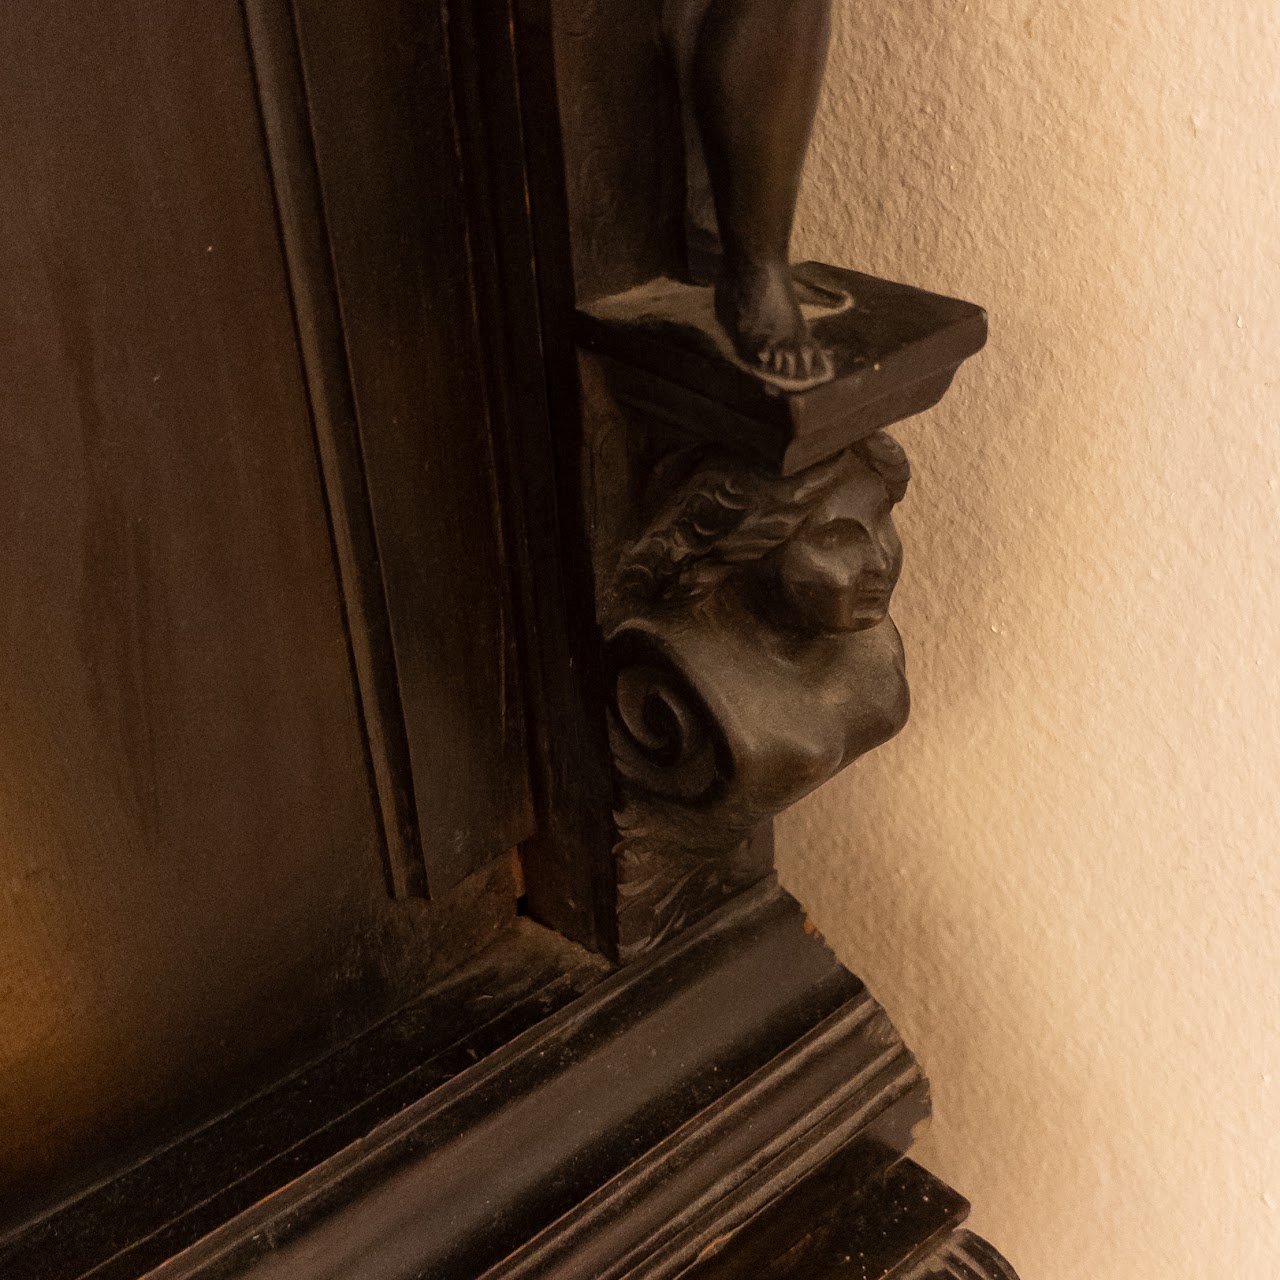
[{"xmin": 606, "ymin": 430, "xmax": 912, "ymax": 957}]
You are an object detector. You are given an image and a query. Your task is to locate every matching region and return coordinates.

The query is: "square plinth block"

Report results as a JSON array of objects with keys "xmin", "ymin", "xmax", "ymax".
[{"xmin": 577, "ymin": 261, "xmax": 987, "ymax": 474}]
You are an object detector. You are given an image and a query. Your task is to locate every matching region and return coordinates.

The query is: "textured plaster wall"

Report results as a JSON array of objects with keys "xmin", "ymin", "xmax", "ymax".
[{"xmin": 778, "ymin": 2, "xmax": 1280, "ymax": 1276}]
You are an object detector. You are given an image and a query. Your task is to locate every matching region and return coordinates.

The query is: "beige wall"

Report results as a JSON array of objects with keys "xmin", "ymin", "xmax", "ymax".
[{"xmin": 778, "ymin": 2, "xmax": 1280, "ymax": 1275}]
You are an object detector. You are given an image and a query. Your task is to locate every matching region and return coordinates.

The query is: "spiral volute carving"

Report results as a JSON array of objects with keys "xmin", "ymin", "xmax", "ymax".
[{"xmin": 607, "ymin": 628, "xmax": 729, "ymax": 805}]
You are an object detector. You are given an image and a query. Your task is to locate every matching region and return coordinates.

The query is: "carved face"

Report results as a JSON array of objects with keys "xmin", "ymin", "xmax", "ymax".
[{"xmin": 768, "ymin": 461, "xmax": 902, "ymax": 634}]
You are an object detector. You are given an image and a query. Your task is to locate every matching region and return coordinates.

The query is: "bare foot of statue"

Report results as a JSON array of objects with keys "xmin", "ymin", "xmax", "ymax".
[
  {"xmin": 716, "ymin": 258, "xmax": 833, "ymax": 381},
  {"xmin": 666, "ymin": 0, "xmax": 836, "ymax": 382}
]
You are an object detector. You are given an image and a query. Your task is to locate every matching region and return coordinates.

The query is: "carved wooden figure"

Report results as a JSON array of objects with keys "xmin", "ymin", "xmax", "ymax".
[
  {"xmin": 607, "ymin": 432, "xmax": 912, "ymax": 956},
  {"xmin": 571, "ymin": 1, "xmax": 989, "ymax": 961},
  {"xmin": 664, "ymin": 0, "xmax": 837, "ymax": 380}
]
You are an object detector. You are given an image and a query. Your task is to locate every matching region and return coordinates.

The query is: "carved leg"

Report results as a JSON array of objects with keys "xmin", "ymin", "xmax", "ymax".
[{"xmin": 686, "ymin": 0, "xmax": 835, "ymax": 380}]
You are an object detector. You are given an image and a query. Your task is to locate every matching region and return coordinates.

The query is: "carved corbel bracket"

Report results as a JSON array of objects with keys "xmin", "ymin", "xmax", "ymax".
[{"xmin": 602, "ymin": 427, "xmax": 921, "ymax": 957}]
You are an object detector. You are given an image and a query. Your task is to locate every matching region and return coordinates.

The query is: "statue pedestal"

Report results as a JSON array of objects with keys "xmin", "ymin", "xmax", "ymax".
[{"xmin": 577, "ymin": 262, "xmax": 987, "ymax": 474}]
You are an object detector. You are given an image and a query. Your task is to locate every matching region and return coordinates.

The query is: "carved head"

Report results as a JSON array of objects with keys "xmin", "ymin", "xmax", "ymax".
[
  {"xmin": 761, "ymin": 432, "xmax": 907, "ymax": 634},
  {"xmin": 611, "ymin": 431, "xmax": 909, "ymax": 638}
]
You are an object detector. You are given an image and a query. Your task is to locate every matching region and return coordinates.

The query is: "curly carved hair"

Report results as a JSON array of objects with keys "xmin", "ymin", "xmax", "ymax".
[{"xmin": 611, "ymin": 431, "xmax": 909, "ymax": 615}]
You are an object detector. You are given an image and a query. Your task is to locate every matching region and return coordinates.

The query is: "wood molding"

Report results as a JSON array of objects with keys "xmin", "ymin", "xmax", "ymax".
[{"xmin": 140, "ymin": 882, "xmax": 923, "ymax": 1279}]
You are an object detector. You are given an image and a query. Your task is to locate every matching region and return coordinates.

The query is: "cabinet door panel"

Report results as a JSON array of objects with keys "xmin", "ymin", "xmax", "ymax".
[{"xmin": 0, "ymin": 0, "xmax": 521, "ymax": 1219}]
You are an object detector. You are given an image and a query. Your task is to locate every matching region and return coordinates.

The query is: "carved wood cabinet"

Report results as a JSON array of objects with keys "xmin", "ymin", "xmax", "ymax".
[{"xmin": 0, "ymin": 2, "xmax": 1018, "ymax": 1277}]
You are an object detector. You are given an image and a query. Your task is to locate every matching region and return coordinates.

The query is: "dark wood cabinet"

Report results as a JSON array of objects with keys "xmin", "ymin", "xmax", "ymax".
[{"xmin": 0, "ymin": 4, "xmax": 1019, "ymax": 1277}]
